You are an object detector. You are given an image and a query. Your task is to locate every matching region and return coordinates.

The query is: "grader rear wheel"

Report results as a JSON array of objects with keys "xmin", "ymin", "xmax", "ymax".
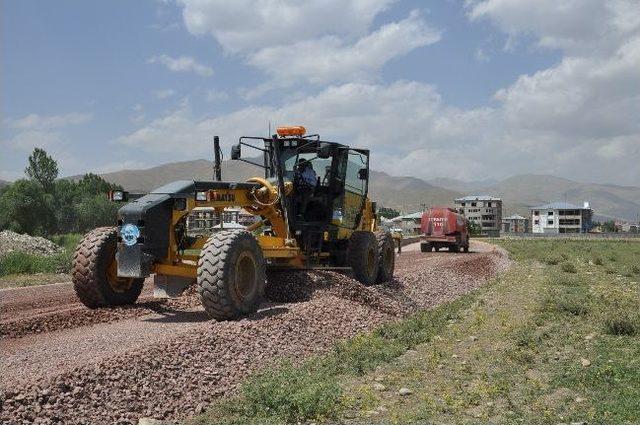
[
  {"xmin": 72, "ymin": 227, "xmax": 144, "ymax": 308},
  {"xmin": 375, "ymin": 231, "xmax": 395, "ymax": 283},
  {"xmin": 197, "ymin": 230, "xmax": 266, "ymax": 321},
  {"xmin": 348, "ymin": 231, "xmax": 379, "ymax": 286}
]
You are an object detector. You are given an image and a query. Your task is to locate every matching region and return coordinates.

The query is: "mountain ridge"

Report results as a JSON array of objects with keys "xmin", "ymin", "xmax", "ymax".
[{"xmin": 70, "ymin": 160, "xmax": 638, "ymax": 221}]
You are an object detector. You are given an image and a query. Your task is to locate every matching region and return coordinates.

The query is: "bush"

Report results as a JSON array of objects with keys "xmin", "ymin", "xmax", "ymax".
[
  {"xmin": 604, "ymin": 312, "xmax": 638, "ymax": 336},
  {"xmin": 0, "ymin": 250, "xmax": 72, "ymax": 276},
  {"xmin": 593, "ymin": 257, "xmax": 604, "ymax": 266},
  {"xmin": 560, "ymin": 262, "xmax": 577, "ymax": 273},
  {"xmin": 541, "ymin": 288, "xmax": 590, "ymax": 316},
  {"xmin": 549, "ymin": 274, "xmax": 585, "ymax": 287},
  {"xmin": 543, "ymin": 255, "xmax": 562, "ymax": 265},
  {"xmin": 241, "ymin": 361, "xmax": 342, "ymax": 423}
]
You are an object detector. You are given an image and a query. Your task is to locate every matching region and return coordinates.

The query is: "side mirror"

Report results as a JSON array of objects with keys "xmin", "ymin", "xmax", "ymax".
[
  {"xmin": 231, "ymin": 144, "xmax": 241, "ymax": 160},
  {"xmin": 318, "ymin": 144, "xmax": 331, "ymax": 159},
  {"xmin": 358, "ymin": 168, "xmax": 368, "ymax": 180}
]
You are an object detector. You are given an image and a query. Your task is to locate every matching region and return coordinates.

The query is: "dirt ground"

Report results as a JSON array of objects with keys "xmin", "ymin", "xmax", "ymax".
[{"xmin": 0, "ymin": 241, "xmax": 509, "ymax": 424}]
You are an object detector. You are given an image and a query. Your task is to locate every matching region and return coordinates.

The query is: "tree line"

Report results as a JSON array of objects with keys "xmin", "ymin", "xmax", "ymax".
[{"xmin": 0, "ymin": 148, "xmax": 122, "ymax": 236}]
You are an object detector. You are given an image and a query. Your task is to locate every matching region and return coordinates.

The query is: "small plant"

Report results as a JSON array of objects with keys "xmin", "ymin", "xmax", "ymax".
[
  {"xmin": 543, "ymin": 255, "xmax": 562, "ymax": 266},
  {"xmin": 560, "ymin": 262, "xmax": 577, "ymax": 273},
  {"xmin": 632, "ymin": 265, "xmax": 640, "ymax": 275},
  {"xmin": 241, "ymin": 361, "xmax": 342, "ymax": 423},
  {"xmin": 541, "ymin": 289, "xmax": 590, "ymax": 316},
  {"xmin": 549, "ymin": 274, "xmax": 584, "ymax": 287},
  {"xmin": 593, "ymin": 257, "xmax": 604, "ymax": 266},
  {"xmin": 604, "ymin": 312, "xmax": 638, "ymax": 336}
]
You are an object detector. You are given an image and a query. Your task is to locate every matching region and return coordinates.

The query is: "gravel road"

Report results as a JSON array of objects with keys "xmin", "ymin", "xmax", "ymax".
[{"xmin": 0, "ymin": 241, "xmax": 509, "ymax": 424}]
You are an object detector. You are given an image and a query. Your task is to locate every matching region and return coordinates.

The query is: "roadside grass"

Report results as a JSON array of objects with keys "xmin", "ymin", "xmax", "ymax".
[
  {"xmin": 0, "ymin": 233, "xmax": 81, "ymax": 284},
  {"xmin": 188, "ymin": 240, "xmax": 640, "ymax": 424}
]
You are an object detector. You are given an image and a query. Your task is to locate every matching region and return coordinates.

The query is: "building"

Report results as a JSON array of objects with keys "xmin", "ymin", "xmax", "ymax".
[
  {"xmin": 390, "ymin": 211, "xmax": 423, "ymax": 235},
  {"xmin": 530, "ymin": 202, "xmax": 593, "ymax": 234},
  {"xmin": 502, "ymin": 214, "xmax": 530, "ymax": 233},
  {"xmin": 454, "ymin": 196, "xmax": 502, "ymax": 237},
  {"xmin": 620, "ymin": 222, "xmax": 639, "ymax": 233}
]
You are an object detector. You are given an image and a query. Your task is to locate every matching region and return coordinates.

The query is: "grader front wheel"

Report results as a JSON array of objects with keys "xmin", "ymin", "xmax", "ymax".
[
  {"xmin": 72, "ymin": 227, "xmax": 144, "ymax": 308},
  {"xmin": 375, "ymin": 231, "xmax": 395, "ymax": 283},
  {"xmin": 197, "ymin": 230, "xmax": 266, "ymax": 321},
  {"xmin": 348, "ymin": 231, "xmax": 379, "ymax": 286}
]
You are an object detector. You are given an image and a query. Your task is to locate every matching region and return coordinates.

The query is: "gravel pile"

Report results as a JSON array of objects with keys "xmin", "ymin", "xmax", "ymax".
[
  {"xmin": 0, "ymin": 230, "xmax": 64, "ymax": 258},
  {"xmin": 1, "ymin": 242, "xmax": 510, "ymax": 424}
]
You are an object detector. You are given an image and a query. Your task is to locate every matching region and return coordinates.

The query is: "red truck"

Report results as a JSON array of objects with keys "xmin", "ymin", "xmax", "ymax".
[{"xmin": 420, "ymin": 207, "xmax": 470, "ymax": 253}]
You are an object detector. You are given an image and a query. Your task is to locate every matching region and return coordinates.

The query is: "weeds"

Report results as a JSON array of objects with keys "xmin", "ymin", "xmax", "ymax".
[
  {"xmin": 560, "ymin": 262, "xmax": 577, "ymax": 273},
  {"xmin": 0, "ymin": 250, "xmax": 72, "ymax": 276}
]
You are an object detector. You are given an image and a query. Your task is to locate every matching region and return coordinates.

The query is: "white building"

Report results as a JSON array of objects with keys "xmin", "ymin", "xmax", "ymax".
[
  {"xmin": 454, "ymin": 195, "xmax": 502, "ymax": 237},
  {"xmin": 530, "ymin": 202, "xmax": 593, "ymax": 234},
  {"xmin": 390, "ymin": 212, "xmax": 423, "ymax": 235}
]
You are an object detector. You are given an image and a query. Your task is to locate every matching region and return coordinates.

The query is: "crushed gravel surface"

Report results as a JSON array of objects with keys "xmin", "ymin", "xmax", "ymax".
[
  {"xmin": 0, "ymin": 283, "xmax": 156, "ymax": 339},
  {"xmin": 0, "ymin": 241, "xmax": 509, "ymax": 424}
]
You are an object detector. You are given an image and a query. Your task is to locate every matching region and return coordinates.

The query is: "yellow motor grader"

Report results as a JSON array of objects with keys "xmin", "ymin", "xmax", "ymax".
[{"xmin": 72, "ymin": 126, "xmax": 395, "ymax": 320}]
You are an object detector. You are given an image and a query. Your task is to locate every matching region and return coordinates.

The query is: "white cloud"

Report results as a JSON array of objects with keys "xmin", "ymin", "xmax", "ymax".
[
  {"xmin": 178, "ymin": 0, "xmax": 396, "ymax": 53},
  {"xmin": 7, "ymin": 112, "xmax": 92, "ymax": 130},
  {"xmin": 176, "ymin": 1, "xmax": 437, "ymax": 87},
  {"xmin": 205, "ymin": 89, "xmax": 229, "ymax": 103},
  {"xmin": 116, "ymin": 1, "xmax": 640, "ymax": 186},
  {"xmin": 247, "ymin": 11, "xmax": 440, "ymax": 84},
  {"xmin": 153, "ymin": 89, "xmax": 176, "ymax": 99},
  {"xmin": 3, "ymin": 130, "xmax": 63, "ymax": 151},
  {"xmin": 467, "ymin": 0, "xmax": 640, "ymax": 55},
  {"xmin": 148, "ymin": 54, "xmax": 214, "ymax": 76}
]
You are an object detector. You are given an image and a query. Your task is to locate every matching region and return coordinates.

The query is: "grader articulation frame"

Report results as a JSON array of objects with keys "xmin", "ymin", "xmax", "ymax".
[{"xmin": 72, "ymin": 127, "xmax": 395, "ymax": 320}]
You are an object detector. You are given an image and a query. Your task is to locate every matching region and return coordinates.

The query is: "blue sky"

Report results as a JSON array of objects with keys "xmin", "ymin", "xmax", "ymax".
[{"xmin": 2, "ymin": 0, "xmax": 638, "ymax": 185}]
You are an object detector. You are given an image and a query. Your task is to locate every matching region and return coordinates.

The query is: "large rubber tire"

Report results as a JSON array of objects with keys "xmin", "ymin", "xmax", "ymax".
[
  {"xmin": 72, "ymin": 227, "xmax": 144, "ymax": 308},
  {"xmin": 375, "ymin": 231, "xmax": 395, "ymax": 283},
  {"xmin": 197, "ymin": 230, "xmax": 266, "ymax": 321},
  {"xmin": 348, "ymin": 231, "xmax": 379, "ymax": 286},
  {"xmin": 421, "ymin": 243, "xmax": 430, "ymax": 253},
  {"xmin": 450, "ymin": 244, "xmax": 460, "ymax": 253}
]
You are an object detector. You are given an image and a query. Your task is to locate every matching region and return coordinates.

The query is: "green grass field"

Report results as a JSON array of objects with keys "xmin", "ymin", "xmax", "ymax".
[
  {"xmin": 0, "ymin": 233, "xmax": 82, "ymax": 285},
  {"xmin": 188, "ymin": 239, "xmax": 640, "ymax": 424}
]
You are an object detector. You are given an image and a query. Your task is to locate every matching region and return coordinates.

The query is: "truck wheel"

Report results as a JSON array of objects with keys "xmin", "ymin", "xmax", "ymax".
[
  {"xmin": 72, "ymin": 227, "xmax": 144, "ymax": 308},
  {"xmin": 197, "ymin": 230, "xmax": 265, "ymax": 320},
  {"xmin": 421, "ymin": 243, "xmax": 430, "ymax": 253},
  {"xmin": 450, "ymin": 245, "xmax": 460, "ymax": 253},
  {"xmin": 348, "ymin": 231, "xmax": 379, "ymax": 286},
  {"xmin": 375, "ymin": 231, "xmax": 395, "ymax": 283}
]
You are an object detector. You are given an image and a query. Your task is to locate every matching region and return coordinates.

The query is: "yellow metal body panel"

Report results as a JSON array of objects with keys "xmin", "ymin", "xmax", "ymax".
[{"xmin": 154, "ymin": 174, "xmax": 378, "ymax": 280}]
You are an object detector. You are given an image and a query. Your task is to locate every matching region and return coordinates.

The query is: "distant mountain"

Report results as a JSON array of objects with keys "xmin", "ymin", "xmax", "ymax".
[
  {"xmin": 86, "ymin": 160, "xmax": 639, "ymax": 221},
  {"xmin": 432, "ymin": 174, "xmax": 640, "ymax": 221},
  {"xmin": 0, "ymin": 179, "xmax": 10, "ymax": 188},
  {"xmin": 91, "ymin": 159, "xmax": 460, "ymax": 214}
]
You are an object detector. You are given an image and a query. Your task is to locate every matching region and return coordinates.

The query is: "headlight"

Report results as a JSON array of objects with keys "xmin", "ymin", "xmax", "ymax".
[
  {"xmin": 121, "ymin": 223, "xmax": 141, "ymax": 246},
  {"xmin": 196, "ymin": 191, "xmax": 207, "ymax": 201}
]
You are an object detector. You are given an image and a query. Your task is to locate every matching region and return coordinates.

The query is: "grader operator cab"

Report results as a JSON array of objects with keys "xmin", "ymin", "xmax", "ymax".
[{"xmin": 72, "ymin": 126, "xmax": 395, "ymax": 320}]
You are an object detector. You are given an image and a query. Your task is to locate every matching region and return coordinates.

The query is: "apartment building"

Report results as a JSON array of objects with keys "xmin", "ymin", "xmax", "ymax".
[
  {"xmin": 530, "ymin": 202, "xmax": 593, "ymax": 234},
  {"xmin": 502, "ymin": 214, "xmax": 530, "ymax": 233},
  {"xmin": 454, "ymin": 196, "xmax": 502, "ymax": 237}
]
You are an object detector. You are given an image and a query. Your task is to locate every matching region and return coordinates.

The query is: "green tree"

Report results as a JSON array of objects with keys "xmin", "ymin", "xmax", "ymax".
[
  {"xmin": 0, "ymin": 179, "xmax": 55, "ymax": 235},
  {"xmin": 379, "ymin": 207, "xmax": 401, "ymax": 219},
  {"xmin": 53, "ymin": 179, "xmax": 80, "ymax": 233},
  {"xmin": 77, "ymin": 173, "xmax": 120, "ymax": 196},
  {"xmin": 602, "ymin": 220, "xmax": 618, "ymax": 233},
  {"xmin": 467, "ymin": 220, "xmax": 482, "ymax": 236},
  {"xmin": 76, "ymin": 195, "xmax": 120, "ymax": 231},
  {"xmin": 25, "ymin": 148, "xmax": 59, "ymax": 193}
]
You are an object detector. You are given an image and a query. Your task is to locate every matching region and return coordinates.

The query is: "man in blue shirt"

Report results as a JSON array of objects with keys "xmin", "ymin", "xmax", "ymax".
[{"xmin": 297, "ymin": 159, "xmax": 317, "ymax": 189}]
